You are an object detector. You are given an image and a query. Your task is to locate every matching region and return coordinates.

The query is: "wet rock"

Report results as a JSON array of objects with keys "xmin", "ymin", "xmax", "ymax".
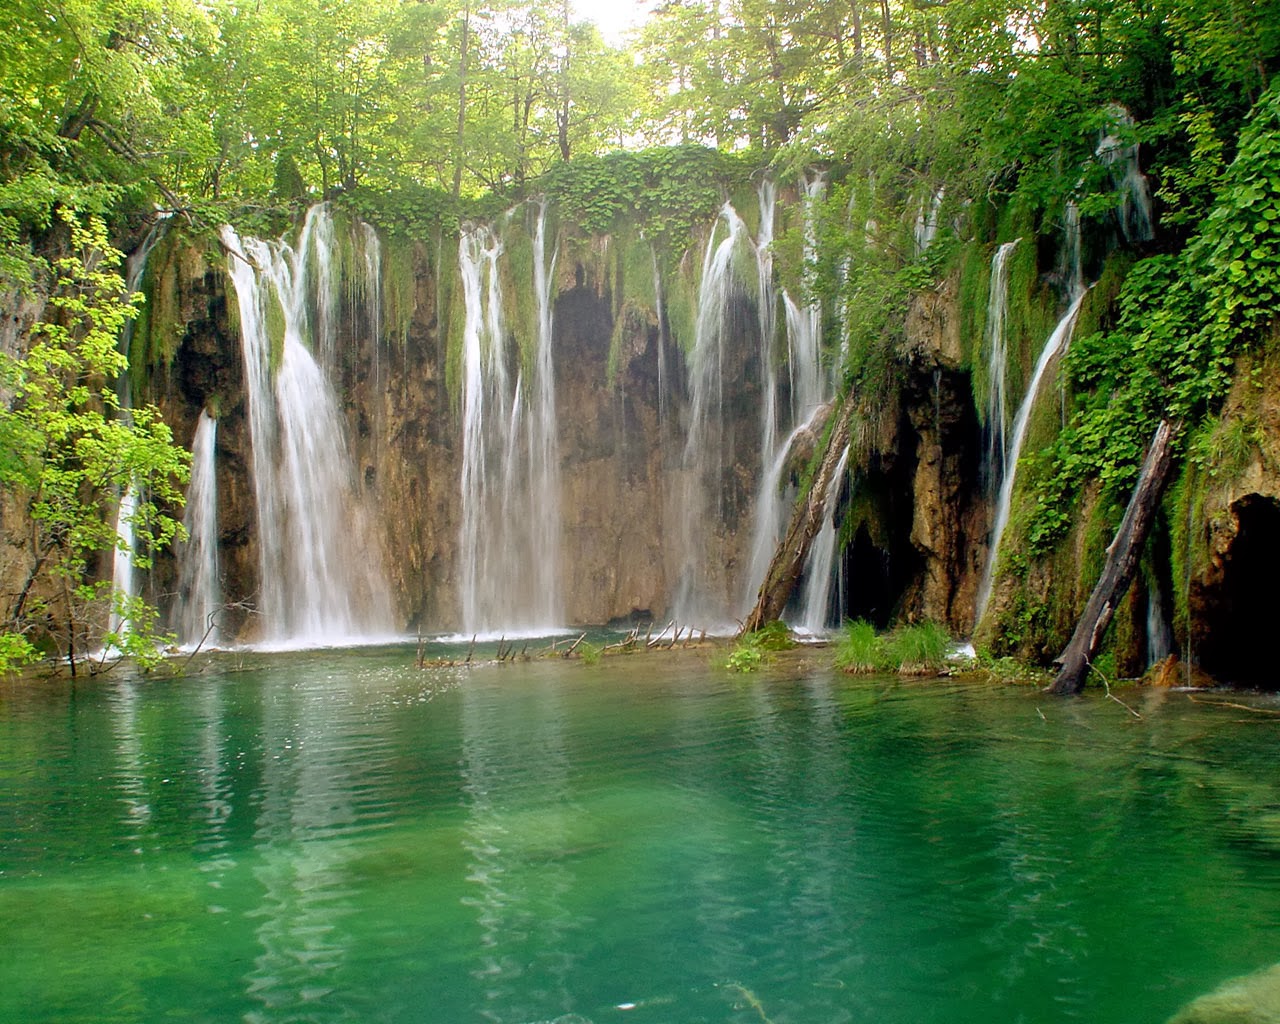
[{"xmin": 1166, "ymin": 964, "xmax": 1280, "ymax": 1024}]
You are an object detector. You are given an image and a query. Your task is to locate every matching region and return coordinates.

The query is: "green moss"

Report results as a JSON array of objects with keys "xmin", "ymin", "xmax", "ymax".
[
  {"xmin": 1003, "ymin": 233, "xmax": 1057, "ymax": 396},
  {"xmin": 128, "ymin": 230, "xmax": 190, "ymax": 400},
  {"xmin": 661, "ymin": 246, "xmax": 701, "ymax": 355},
  {"xmin": 1167, "ymin": 447, "xmax": 1208, "ymax": 643},
  {"xmin": 957, "ymin": 241, "xmax": 994, "ymax": 411},
  {"xmin": 382, "ymin": 234, "xmax": 418, "ymax": 349},
  {"xmin": 500, "ymin": 217, "xmax": 537, "ymax": 377}
]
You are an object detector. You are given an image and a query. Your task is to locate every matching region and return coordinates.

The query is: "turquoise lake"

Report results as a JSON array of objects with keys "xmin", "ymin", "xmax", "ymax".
[{"xmin": 2, "ymin": 645, "xmax": 1278, "ymax": 1023}]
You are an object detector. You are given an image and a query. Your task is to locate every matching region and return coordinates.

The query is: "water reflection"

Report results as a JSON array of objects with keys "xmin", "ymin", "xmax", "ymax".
[
  {"xmin": 242, "ymin": 673, "xmax": 393, "ymax": 1022},
  {"xmin": 3, "ymin": 658, "xmax": 1280, "ymax": 1024},
  {"xmin": 460, "ymin": 675, "xmax": 581, "ymax": 1023}
]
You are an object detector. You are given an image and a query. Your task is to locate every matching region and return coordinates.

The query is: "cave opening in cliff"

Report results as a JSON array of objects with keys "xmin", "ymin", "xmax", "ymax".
[
  {"xmin": 1197, "ymin": 494, "xmax": 1280, "ymax": 688},
  {"xmin": 842, "ymin": 524, "xmax": 908, "ymax": 630}
]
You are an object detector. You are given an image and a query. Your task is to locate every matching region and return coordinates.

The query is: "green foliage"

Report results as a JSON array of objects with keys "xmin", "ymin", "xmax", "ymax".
[
  {"xmin": 99, "ymin": 594, "xmax": 178, "ymax": 674},
  {"xmin": 723, "ymin": 621, "xmax": 796, "ymax": 673},
  {"xmin": 1028, "ymin": 83, "xmax": 1280, "ymax": 553},
  {"xmin": 835, "ymin": 619, "xmax": 953, "ymax": 675},
  {"xmin": 724, "ymin": 643, "xmax": 764, "ymax": 674},
  {"xmin": 0, "ymin": 210, "xmax": 189, "ymax": 671},
  {"xmin": 745, "ymin": 620, "xmax": 796, "ymax": 652},
  {"xmin": 886, "ymin": 622, "xmax": 952, "ymax": 675},
  {"xmin": 833, "ymin": 619, "xmax": 885, "ymax": 674},
  {"xmin": 543, "ymin": 145, "xmax": 749, "ymax": 243},
  {"xmin": 0, "ymin": 633, "xmax": 39, "ymax": 676}
]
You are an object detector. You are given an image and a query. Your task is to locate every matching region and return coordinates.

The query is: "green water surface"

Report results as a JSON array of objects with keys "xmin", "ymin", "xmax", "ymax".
[{"xmin": 2, "ymin": 648, "xmax": 1278, "ymax": 1023}]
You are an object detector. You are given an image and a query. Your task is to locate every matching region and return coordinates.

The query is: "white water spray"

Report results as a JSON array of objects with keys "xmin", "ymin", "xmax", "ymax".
[
  {"xmin": 974, "ymin": 289, "xmax": 1088, "ymax": 629},
  {"xmin": 177, "ymin": 411, "xmax": 221, "ymax": 647},
  {"xmin": 457, "ymin": 203, "xmax": 562, "ymax": 635},
  {"xmin": 107, "ymin": 485, "xmax": 138, "ymax": 639},
  {"xmin": 1098, "ymin": 105, "xmax": 1155, "ymax": 245},
  {"xmin": 674, "ymin": 203, "xmax": 754, "ymax": 626},
  {"xmin": 982, "ymin": 240, "xmax": 1020, "ymax": 495},
  {"xmin": 741, "ymin": 174, "xmax": 833, "ymax": 618},
  {"xmin": 798, "ymin": 443, "xmax": 851, "ymax": 634},
  {"xmin": 221, "ymin": 212, "xmax": 393, "ymax": 645}
]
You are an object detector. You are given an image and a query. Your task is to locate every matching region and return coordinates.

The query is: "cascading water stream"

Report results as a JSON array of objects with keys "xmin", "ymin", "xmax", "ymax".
[
  {"xmin": 1098, "ymin": 105, "xmax": 1155, "ymax": 245},
  {"xmin": 221, "ymin": 209, "xmax": 393, "ymax": 646},
  {"xmin": 107, "ymin": 217, "xmax": 170, "ymax": 639},
  {"xmin": 743, "ymin": 172, "xmax": 831, "ymax": 619},
  {"xmin": 914, "ymin": 186, "xmax": 945, "ymax": 255},
  {"xmin": 798, "ymin": 443, "xmax": 851, "ymax": 634},
  {"xmin": 974, "ymin": 206, "xmax": 1086, "ymax": 631},
  {"xmin": 177, "ymin": 411, "xmax": 221, "ymax": 647},
  {"xmin": 457, "ymin": 202, "xmax": 562, "ymax": 636},
  {"xmin": 982, "ymin": 240, "xmax": 1020, "ymax": 496},
  {"xmin": 974, "ymin": 287, "xmax": 1089, "ymax": 630},
  {"xmin": 107, "ymin": 485, "xmax": 138, "ymax": 639},
  {"xmin": 674, "ymin": 203, "xmax": 753, "ymax": 626}
]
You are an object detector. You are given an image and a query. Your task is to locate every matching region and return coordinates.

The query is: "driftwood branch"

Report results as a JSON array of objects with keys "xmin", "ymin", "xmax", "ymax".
[
  {"xmin": 741, "ymin": 401, "xmax": 852, "ymax": 634},
  {"xmin": 1050, "ymin": 419, "xmax": 1179, "ymax": 695}
]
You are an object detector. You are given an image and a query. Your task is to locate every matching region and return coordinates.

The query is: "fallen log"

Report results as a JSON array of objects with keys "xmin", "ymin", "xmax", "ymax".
[
  {"xmin": 1049, "ymin": 419, "xmax": 1179, "ymax": 695},
  {"xmin": 741, "ymin": 400, "xmax": 854, "ymax": 635}
]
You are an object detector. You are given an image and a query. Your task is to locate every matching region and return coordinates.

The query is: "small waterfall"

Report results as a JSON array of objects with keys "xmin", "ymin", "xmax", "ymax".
[
  {"xmin": 982, "ymin": 240, "xmax": 1020, "ymax": 495},
  {"xmin": 798, "ymin": 443, "xmax": 851, "ymax": 634},
  {"xmin": 358, "ymin": 221, "xmax": 382, "ymax": 395},
  {"xmin": 107, "ymin": 485, "xmax": 138, "ymax": 638},
  {"xmin": 221, "ymin": 212, "xmax": 393, "ymax": 646},
  {"xmin": 975, "ymin": 208, "xmax": 1085, "ymax": 629},
  {"xmin": 787, "ymin": 171, "xmax": 828, "ymax": 421},
  {"xmin": 1146, "ymin": 575, "xmax": 1174, "ymax": 667},
  {"xmin": 107, "ymin": 217, "xmax": 170, "ymax": 638},
  {"xmin": 306, "ymin": 206, "xmax": 340, "ymax": 371},
  {"xmin": 177, "ymin": 411, "xmax": 222, "ymax": 647},
  {"xmin": 742, "ymin": 174, "xmax": 831, "ymax": 617},
  {"xmin": 1098, "ymin": 105, "xmax": 1155, "ymax": 245},
  {"xmin": 457, "ymin": 202, "xmax": 562, "ymax": 636},
  {"xmin": 674, "ymin": 202, "xmax": 753, "ymax": 625},
  {"xmin": 914, "ymin": 186, "xmax": 945, "ymax": 255},
  {"xmin": 974, "ymin": 289, "xmax": 1088, "ymax": 629}
]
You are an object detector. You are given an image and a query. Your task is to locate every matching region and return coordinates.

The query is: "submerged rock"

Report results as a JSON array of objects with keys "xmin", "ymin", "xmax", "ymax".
[{"xmin": 1167, "ymin": 964, "xmax": 1280, "ymax": 1024}]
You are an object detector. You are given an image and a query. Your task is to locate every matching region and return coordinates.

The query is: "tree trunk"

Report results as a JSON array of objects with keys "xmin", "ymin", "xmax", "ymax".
[
  {"xmin": 741, "ymin": 401, "xmax": 851, "ymax": 634},
  {"xmin": 1049, "ymin": 419, "xmax": 1179, "ymax": 694}
]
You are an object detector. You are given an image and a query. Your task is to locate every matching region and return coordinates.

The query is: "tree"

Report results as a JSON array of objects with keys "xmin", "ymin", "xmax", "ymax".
[{"xmin": 0, "ymin": 210, "xmax": 189, "ymax": 675}]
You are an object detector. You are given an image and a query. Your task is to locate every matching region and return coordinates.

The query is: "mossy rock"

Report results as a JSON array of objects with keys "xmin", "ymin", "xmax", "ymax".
[{"xmin": 1167, "ymin": 964, "xmax": 1280, "ymax": 1024}]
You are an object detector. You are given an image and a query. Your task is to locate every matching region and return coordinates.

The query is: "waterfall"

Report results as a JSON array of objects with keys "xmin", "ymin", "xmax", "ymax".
[
  {"xmin": 177, "ymin": 411, "xmax": 221, "ymax": 647},
  {"xmin": 107, "ymin": 217, "xmax": 170, "ymax": 639},
  {"xmin": 788, "ymin": 171, "xmax": 828, "ymax": 422},
  {"xmin": 982, "ymin": 240, "xmax": 1020, "ymax": 496},
  {"xmin": 798, "ymin": 443, "xmax": 851, "ymax": 634},
  {"xmin": 674, "ymin": 202, "xmax": 754, "ymax": 626},
  {"xmin": 1098, "ymin": 105, "xmax": 1155, "ymax": 245},
  {"xmin": 1146, "ymin": 575, "xmax": 1174, "ymax": 667},
  {"xmin": 359, "ymin": 221, "xmax": 382, "ymax": 396},
  {"xmin": 974, "ymin": 289, "xmax": 1088, "ymax": 629},
  {"xmin": 457, "ymin": 202, "xmax": 562, "ymax": 636},
  {"xmin": 741, "ymin": 173, "xmax": 831, "ymax": 618},
  {"xmin": 107, "ymin": 485, "xmax": 138, "ymax": 639},
  {"xmin": 221, "ymin": 212, "xmax": 393, "ymax": 646},
  {"xmin": 914, "ymin": 186, "xmax": 945, "ymax": 255}
]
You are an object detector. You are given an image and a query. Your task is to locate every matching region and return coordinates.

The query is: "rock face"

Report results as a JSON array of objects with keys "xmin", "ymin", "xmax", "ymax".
[
  {"xmin": 142, "ymin": 218, "xmax": 775, "ymax": 638},
  {"xmin": 31, "ymin": 201, "xmax": 996, "ymax": 644},
  {"xmin": 1165, "ymin": 963, "xmax": 1280, "ymax": 1024},
  {"xmin": 1185, "ymin": 346, "xmax": 1280, "ymax": 685}
]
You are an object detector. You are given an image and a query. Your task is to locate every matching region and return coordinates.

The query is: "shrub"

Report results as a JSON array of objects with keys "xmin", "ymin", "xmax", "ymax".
[
  {"xmin": 886, "ymin": 621, "xmax": 952, "ymax": 675},
  {"xmin": 833, "ymin": 619, "xmax": 885, "ymax": 674}
]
